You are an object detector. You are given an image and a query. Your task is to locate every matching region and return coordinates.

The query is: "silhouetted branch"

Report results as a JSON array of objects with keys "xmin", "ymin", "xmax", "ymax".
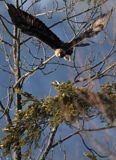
[
  {"xmin": 85, "ymin": 62, "xmax": 116, "ymax": 86},
  {"xmin": 0, "ymin": 101, "xmax": 12, "ymax": 124},
  {"xmin": 13, "ymin": 54, "xmax": 56, "ymax": 88},
  {"xmin": 79, "ymin": 133, "xmax": 107, "ymax": 158},
  {"xmin": 39, "ymin": 126, "xmax": 58, "ymax": 160},
  {"xmin": 0, "ymin": 17, "xmax": 16, "ymax": 39},
  {"xmin": 74, "ymin": 43, "xmax": 116, "ymax": 83},
  {"xmin": 51, "ymin": 126, "xmax": 116, "ymax": 148}
]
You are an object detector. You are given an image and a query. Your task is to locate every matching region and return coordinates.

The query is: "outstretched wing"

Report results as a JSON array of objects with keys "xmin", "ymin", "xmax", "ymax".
[
  {"xmin": 7, "ymin": 4, "xmax": 113, "ymax": 60},
  {"xmin": 7, "ymin": 4, "xmax": 64, "ymax": 49},
  {"xmin": 68, "ymin": 9, "xmax": 113, "ymax": 49}
]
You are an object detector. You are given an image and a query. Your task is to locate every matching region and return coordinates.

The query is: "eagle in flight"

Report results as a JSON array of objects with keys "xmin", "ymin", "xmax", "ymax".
[{"xmin": 7, "ymin": 4, "xmax": 112, "ymax": 61}]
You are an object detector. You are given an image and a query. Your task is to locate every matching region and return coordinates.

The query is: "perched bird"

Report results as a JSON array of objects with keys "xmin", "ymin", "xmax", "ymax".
[{"xmin": 7, "ymin": 4, "xmax": 113, "ymax": 60}]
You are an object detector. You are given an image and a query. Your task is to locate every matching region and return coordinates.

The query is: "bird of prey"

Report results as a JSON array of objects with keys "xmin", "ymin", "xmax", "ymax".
[{"xmin": 7, "ymin": 4, "xmax": 113, "ymax": 61}]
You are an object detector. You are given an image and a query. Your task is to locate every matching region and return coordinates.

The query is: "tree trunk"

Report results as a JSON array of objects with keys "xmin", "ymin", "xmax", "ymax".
[{"xmin": 13, "ymin": 25, "xmax": 22, "ymax": 160}]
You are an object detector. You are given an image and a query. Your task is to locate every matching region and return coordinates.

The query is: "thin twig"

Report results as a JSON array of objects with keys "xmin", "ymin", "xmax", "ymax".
[
  {"xmin": 39, "ymin": 126, "xmax": 58, "ymax": 160},
  {"xmin": 51, "ymin": 125, "xmax": 116, "ymax": 148},
  {"xmin": 85, "ymin": 62, "xmax": 116, "ymax": 86},
  {"xmin": 79, "ymin": 133, "xmax": 107, "ymax": 158},
  {"xmin": 13, "ymin": 54, "xmax": 56, "ymax": 88},
  {"xmin": 49, "ymin": 1, "xmax": 107, "ymax": 29},
  {"xmin": 0, "ymin": 17, "xmax": 16, "ymax": 39}
]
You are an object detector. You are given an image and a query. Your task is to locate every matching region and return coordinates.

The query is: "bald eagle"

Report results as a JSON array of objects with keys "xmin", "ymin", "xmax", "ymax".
[{"xmin": 7, "ymin": 4, "xmax": 112, "ymax": 60}]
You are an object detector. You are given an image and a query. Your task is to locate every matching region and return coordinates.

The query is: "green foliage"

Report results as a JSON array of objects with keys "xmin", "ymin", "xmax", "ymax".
[
  {"xmin": 1, "ymin": 101, "xmax": 49, "ymax": 156},
  {"xmin": 1, "ymin": 81, "xmax": 116, "ymax": 157},
  {"xmin": 48, "ymin": 81, "xmax": 94, "ymax": 125},
  {"xmin": 84, "ymin": 152, "xmax": 97, "ymax": 160},
  {"xmin": 99, "ymin": 82, "xmax": 116, "ymax": 122},
  {"xmin": 100, "ymin": 82, "xmax": 116, "ymax": 97}
]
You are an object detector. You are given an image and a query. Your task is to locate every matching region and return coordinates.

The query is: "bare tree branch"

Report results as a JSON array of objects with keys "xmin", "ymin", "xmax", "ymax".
[
  {"xmin": 13, "ymin": 54, "xmax": 56, "ymax": 88},
  {"xmin": 51, "ymin": 126, "xmax": 116, "ymax": 148},
  {"xmin": 39, "ymin": 126, "xmax": 58, "ymax": 160},
  {"xmin": 85, "ymin": 62, "xmax": 116, "ymax": 86}
]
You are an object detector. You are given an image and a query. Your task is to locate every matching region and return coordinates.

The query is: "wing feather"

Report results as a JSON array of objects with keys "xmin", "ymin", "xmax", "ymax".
[
  {"xmin": 7, "ymin": 4, "xmax": 112, "ymax": 60},
  {"xmin": 7, "ymin": 4, "xmax": 64, "ymax": 49},
  {"xmin": 68, "ymin": 9, "xmax": 113, "ymax": 49}
]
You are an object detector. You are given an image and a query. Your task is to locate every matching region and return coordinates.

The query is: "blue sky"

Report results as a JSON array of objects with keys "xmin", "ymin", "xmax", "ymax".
[{"xmin": 0, "ymin": 0, "xmax": 116, "ymax": 159}]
